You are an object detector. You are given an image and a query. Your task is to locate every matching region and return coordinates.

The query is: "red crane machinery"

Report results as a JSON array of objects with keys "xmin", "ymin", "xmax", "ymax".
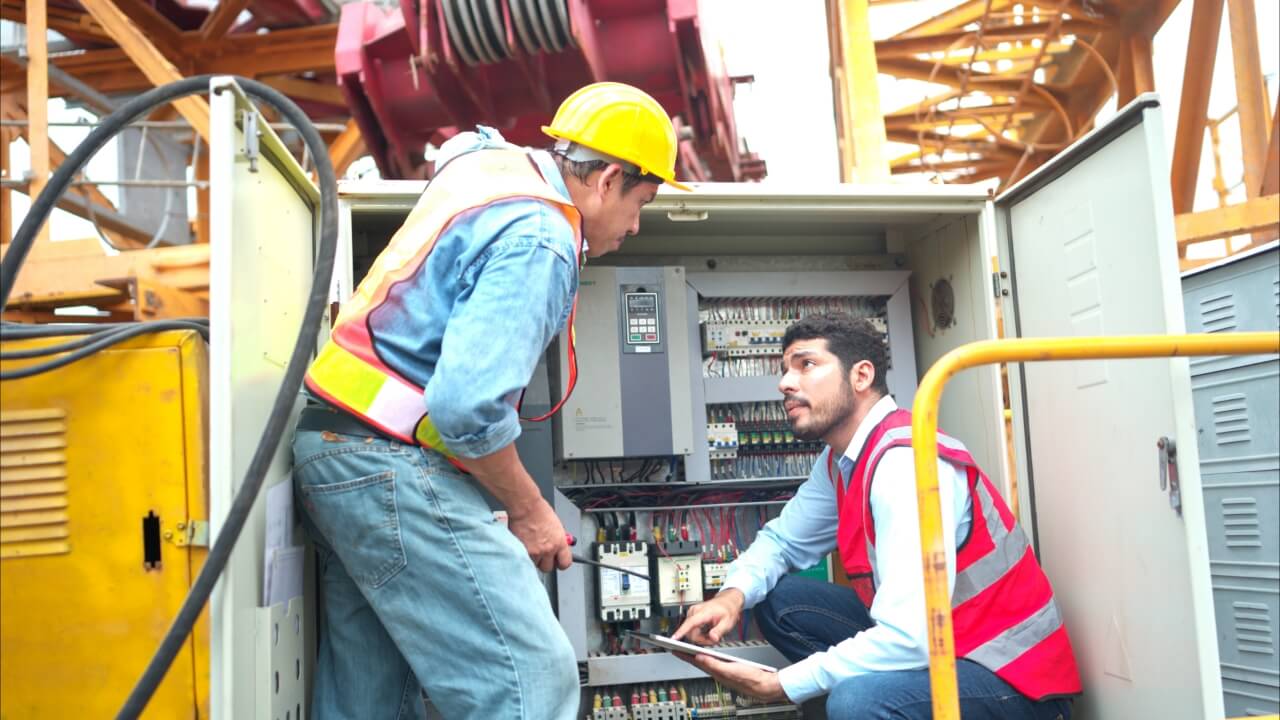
[{"xmin": 334, "ymin": 0, "xmax": 765, "ymax": 181}]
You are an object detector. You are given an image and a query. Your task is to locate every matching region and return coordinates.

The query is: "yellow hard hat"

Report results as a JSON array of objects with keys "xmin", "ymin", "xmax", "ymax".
[{"xmin": 542, "ymin": 82, "xmax": 691, "ymax": 191}]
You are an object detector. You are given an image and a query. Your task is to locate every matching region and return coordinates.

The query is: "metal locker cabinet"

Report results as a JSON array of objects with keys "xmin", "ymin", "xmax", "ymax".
[
  {"xmin": 997, "ymin": 95, "xmax": 1224, "ymax": 719},
  {"xmin": 1182, "ymin": 243, "xmax": 1280, "ymax": 716},
  {"xmin": 0, "ymin": 330, "xmax": 210, "ymax": 718},
  {"xmin": 208, "ymin": 77, "xmax": 320, "ymax": 720}
]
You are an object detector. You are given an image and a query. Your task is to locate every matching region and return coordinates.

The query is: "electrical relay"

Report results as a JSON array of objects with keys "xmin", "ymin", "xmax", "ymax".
[
  {"xmin": 702, "ymin": 561, "xmax": 728, "ymax": 591},
  {"xmin": 649, "ymin": 541, "xmax": 703, "ymax": 617},
  {"xmin": 594, "ymin": 542, "xmax": 652, "ymax": 622}
]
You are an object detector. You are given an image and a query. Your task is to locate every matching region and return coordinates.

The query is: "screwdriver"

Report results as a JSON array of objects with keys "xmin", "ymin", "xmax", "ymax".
[{"xmin": 564, "ymin": 533, "xmax": 651, "ymax": 581}]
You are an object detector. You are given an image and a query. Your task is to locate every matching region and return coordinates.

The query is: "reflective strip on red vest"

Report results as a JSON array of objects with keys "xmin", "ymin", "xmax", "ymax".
[{"xmin": 837, "ymin": 409, "xmax": 1082, "ymax": 700}]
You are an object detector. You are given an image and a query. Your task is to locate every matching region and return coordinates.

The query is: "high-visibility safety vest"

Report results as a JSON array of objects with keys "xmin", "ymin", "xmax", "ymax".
[
  {"xmin": 831, "ymin": 409, "xmax": 1082, "ymax": 700},
  {"xmin": 304, "ymin": 148, "xmax": 582, "ymax": 461}
]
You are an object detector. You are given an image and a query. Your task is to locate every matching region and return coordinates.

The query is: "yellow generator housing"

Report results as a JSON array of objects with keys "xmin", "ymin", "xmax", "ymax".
[{"xmin": 1, "ymin": 330, "xmax": 210, "ymax": 718}]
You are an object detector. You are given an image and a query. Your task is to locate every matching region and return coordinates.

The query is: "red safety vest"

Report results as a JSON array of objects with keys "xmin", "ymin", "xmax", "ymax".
[
  {"xmin": 305, "ymin": 148, "xmax": 582, "ymax": 463},
  {"xmin": 831, "ymin": 409, "xmax": 1082, "ymax": 700}
]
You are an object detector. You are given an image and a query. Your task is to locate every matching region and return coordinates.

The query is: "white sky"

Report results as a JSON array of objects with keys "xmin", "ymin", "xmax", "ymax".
[
  {"xmin": 5, "ymin": 1, "xmax": 1278, "ymax": 247},
  {"xmin": 704, "ymin": 0, "xmax": 1278, "ymax": 206}
]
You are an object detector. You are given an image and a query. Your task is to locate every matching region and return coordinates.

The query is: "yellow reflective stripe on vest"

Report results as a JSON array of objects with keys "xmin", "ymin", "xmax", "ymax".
[{"xmin": 308, "ymin": 342, "xmax": 433, "ymax": 445}]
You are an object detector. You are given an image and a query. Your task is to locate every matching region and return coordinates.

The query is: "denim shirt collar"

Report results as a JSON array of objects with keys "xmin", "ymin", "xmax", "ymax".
[{"xmin": 437, "ymin": 126, "xmax": 586, "ymax": 256}]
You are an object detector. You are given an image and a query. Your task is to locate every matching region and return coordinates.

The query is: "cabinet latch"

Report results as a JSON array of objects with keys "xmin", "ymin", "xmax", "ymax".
[
  {"xmin": 1157, "ymin": 436, "xmax": 1182, "ymax": 516},
  {"xmin": 164, "ymin": 520, "xmax": 210, "ymax": 548}
]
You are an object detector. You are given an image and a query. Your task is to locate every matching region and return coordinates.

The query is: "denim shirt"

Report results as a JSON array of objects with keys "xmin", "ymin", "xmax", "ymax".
[{"xmin": 366, "ymin": 127, "xmax": 581, "ymax": 459}]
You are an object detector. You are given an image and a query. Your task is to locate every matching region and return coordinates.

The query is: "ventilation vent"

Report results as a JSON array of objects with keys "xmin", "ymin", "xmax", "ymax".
[
  {"xmin": 1221, "ymin": 497, "xmax": 1262, "ymax": 549},
  {"xmin": 1232, "ymin": 601, "xmax": 1275, "ymax": 656},
  {"xmin": 0, "ymin": 409, "xmax": 70, "ymax": 559},
  {"xmin": 1272, "ymin": 273, "xmax": 1278, "ymax": 324},
  {"xmin": 1199, "ymin": 291, "xmax": 1238, "ymax": 333},
  {"xmin": 1212, "ymin": 393, "xmax": 1252, "ymax": 446}
]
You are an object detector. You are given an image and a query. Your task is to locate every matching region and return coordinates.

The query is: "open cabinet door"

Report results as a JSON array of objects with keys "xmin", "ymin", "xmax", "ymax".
[
  {"xmin": 208, "ymin": 78, "xmax": 320, "ymax": 719},
  {"xmin": 996, "ymin": 96, "xmax": 1223, "ymax": 719}
]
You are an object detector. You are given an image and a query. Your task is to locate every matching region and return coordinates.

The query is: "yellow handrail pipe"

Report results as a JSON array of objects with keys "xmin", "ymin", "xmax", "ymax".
[{"xmin": 910, "ymin": 332, "xmax": 1280, "ymax": 720}]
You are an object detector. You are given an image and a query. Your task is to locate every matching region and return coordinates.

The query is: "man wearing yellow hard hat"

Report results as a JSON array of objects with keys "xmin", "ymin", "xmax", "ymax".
[{"xmin": 293, "ymin": 82, "xmax": 686, "ymax": 718}]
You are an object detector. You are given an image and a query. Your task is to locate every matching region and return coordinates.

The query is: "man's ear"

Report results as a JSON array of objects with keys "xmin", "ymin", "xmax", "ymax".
[
  {"xmin": 597, "ymin": 163, "xmax": 624, "ymax": 196},
  {"xmin": 850, "ymin": 359, "xmax": 876, "ymax": 393}
]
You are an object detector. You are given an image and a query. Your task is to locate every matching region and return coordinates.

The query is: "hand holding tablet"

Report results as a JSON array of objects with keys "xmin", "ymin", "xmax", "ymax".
[{"xmin": 626, "ymin": 631, "xmax": 778, "ymax": 673}]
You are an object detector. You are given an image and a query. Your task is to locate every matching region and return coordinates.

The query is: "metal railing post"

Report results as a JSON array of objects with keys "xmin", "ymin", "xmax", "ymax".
[{"xmin": 911, "ymin": 332, "xmax": 1280, "ymax": 719}]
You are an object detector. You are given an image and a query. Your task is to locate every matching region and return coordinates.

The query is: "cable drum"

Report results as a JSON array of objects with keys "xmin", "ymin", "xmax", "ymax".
[
  {"xmin": 476, "ymin": 0, "xmax": 511, "ymax": 60},
  {"xmin": 441, "ymin": 0, "xmax": 482, "ymax": 65},
  {"xmin": 462, "ymin": 0, "xmax": 502, "ymax": 63},
  {"xmin": 455, "ymin": 0, "xmax": 498, "ymax": 63},
  {"xmin": 508, "ymin": 0, "xmax": 540, "ymax": 54},
  {"xmin": 532, "ymin": 0, "xmax": 565, "ymax": 52},
  {"xmin": 519, "ymin": 0, "xmax": 553, "ymax": 54},
  {"xmin": 550, "ymin": 0, "xmax": 575, "ymax": 49}
]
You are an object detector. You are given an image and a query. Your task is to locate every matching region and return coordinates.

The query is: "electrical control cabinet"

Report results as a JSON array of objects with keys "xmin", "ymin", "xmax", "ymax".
[{"xmin": 333, "ymin": 97, "xmax": 1224, "ymax": 720}]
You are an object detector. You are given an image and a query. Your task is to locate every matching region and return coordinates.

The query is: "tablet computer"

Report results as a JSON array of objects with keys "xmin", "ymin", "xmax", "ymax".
[{"xmin": 627, "ymin": 631, "xmax": 778, "ymax": 673}]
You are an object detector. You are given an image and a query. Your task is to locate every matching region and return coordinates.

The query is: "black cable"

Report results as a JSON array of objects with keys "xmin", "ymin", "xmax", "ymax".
[
  {"xmin": 0, "ymin": 75, "xmax": 337, "ymax": 719},
  {"xmin": 0, "ymin": 320, "xmax": 209, "ymax": 363},
  {"xmin": 0, "ymin": 318, "xmax": 206, "ymax": 338}
]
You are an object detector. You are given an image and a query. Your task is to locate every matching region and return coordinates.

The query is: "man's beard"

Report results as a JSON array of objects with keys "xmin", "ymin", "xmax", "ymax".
[{"xmin": 789, "ymin": 380, "xmax": 856, "ymax": 441}]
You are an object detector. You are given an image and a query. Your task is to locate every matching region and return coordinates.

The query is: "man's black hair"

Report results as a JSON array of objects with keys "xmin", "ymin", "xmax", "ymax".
[
  {"xmin": 782, "ymin": 312, "xmax": 890, "ymax": 395},
  {"xmin": 551, "ymin": 151, "xmax": 649, "ymax": 194}
]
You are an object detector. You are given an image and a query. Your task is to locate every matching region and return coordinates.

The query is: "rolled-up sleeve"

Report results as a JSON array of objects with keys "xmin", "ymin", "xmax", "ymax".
[{"xmin": 424, "ymin": 221, "xmax": 576, "ymax": 458}]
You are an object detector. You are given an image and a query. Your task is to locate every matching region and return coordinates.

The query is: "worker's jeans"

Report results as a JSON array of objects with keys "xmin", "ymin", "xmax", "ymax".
[
  {"xmin": 292, "ymin": 429, "xmax": 578, "ymax": 720},
  {"xmin": 755, "ymin": 575, "xmax": 1073, "ymax": 720}
]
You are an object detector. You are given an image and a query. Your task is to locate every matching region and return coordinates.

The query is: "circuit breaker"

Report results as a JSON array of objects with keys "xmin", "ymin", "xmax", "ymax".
[
  {"xmin": 555, "ymin": 266, "xmax": 696, "ymax": 460},
  {"xmin": 649, "ymin": 541, "xmax": 703, "ymax": 617},
  {"xmin": 594, "ymin": 542, "xmax": 652, "ymax": 622}
]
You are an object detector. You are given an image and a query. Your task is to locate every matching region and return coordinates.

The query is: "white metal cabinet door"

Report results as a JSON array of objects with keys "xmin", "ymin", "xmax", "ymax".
[
  {"xmin": 996, "ymin": 96, "xmax": 1223, "ymax": 719},
  {"xmin": 208, "ymin": 77, "xmax": 319, "ymax": 720}
]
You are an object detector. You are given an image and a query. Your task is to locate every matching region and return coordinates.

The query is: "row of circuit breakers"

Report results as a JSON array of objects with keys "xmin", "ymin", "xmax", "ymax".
[{"xmin": 593, "ymin": 539, "xmax": 719, "ymax": 623}]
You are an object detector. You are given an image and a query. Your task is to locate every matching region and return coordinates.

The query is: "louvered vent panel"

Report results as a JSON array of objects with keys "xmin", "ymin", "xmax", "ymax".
[
  {"xmin": 1212, "ymin": 393, "xmax": 1252, "ymax": 446},
  {"xmin": 1221, "ymin": 497, "xmax": 1262, "ymax": 549},
  {"xmin": 1272, "ymin": 273, "xmax": 1278, "ymax": 324},
  {"xmin": 0, "ymin": 409, "xmax": 70, "ymax": 559},
  {"xmin": 1199, "ymin": 291, "xmax": 1238, "ymax": 333},
  {"xmin": 1232, "ymin": 601, "xmax": 1275, "ymax": 656}
]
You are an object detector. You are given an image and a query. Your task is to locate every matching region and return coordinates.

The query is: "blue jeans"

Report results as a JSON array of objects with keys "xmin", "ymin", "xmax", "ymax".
[
  {"xmin": 755, "ymin": 576, "xmax": 1073, "ymax": 720},
  {"xmin": 292, "ymin": 428, "xmax": 578, "ymax": 720}
]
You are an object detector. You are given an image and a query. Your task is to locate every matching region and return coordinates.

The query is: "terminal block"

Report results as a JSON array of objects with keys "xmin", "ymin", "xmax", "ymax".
[
  {"xmin": 591, "ymin": 706, "xmax": 629, "ymax": 720},
  {"xmin": 594, "ymin": 542, "xmax": 652, "ymax": 623},
  {"xmin": 631, "ymin": 700, "xmax": 686, "ymax": 720},
  {"xmin": 649, "ymin": 541, "xmax": 703, "ymax": 617}
]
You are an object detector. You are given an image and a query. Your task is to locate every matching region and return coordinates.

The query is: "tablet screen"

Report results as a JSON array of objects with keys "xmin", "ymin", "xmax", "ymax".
[{"xmin": 627, "ymin": 631, "xmax": 778, "ymax": 673}]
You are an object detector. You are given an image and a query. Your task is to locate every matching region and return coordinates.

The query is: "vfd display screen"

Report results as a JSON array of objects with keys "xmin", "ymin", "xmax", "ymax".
[{"xmin": 626, "ymin": 294, "xmax": 656, "ymax": 312}]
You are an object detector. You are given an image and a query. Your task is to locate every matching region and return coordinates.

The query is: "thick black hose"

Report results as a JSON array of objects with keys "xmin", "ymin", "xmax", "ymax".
[
  {"xmin": 0, "ymin": 74, "xmax": 337, "ymax": 719},
  {"xmin": 0, "ymin": 321, "xmax": 210, "ymax": 375},
  {"xmin": 0, "ymin": 318, "xmax": 207, "ymax": 338}
]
